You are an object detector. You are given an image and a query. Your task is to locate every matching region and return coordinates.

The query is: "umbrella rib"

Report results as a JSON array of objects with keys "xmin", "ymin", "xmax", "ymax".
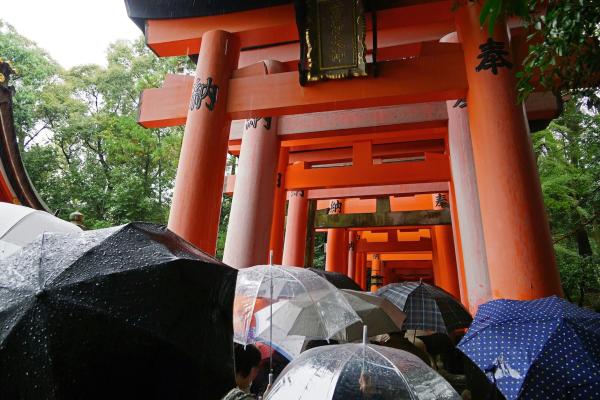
[
  {"xmin": 36, "ymin": 232, "xmax": 46, "ymax": 291},
  {"xmin": 293, "ymin": 274, "xmax": 336, "ymax": 340},
  {"xmin": 47, "ymin": 226, "xmax": 127, "ymax": 287},
  {"xmin": 0, "ymin": 298, "xmax": 35, "ymax": 344},
  {"xmin": 0, "ymin": 212, "xmax": 34, "ymax": 240},
  {"xmin": 365, "ymin": 345, "xmax": 419, "ymax": 400}
]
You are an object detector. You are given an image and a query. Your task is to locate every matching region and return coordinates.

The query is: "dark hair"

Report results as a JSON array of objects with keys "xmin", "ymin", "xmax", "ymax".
[{"xmin": 234, "ymin": 344, "xmax": 262, "ymax": 378}]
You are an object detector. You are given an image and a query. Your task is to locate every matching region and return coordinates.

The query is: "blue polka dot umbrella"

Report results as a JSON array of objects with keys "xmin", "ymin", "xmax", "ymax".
[{"xmin": 457, "ymin": 296, "xmax": 600, "ymax": 400}]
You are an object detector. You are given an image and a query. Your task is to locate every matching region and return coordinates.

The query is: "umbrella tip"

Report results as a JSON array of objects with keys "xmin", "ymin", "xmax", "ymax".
[
  {"xmin": 269, "ymin": 250, "xmax": 274, "ymax": 266},
  {"xmin": 362, "ymin": 325, "xmax": 368, "ymax": 345}
]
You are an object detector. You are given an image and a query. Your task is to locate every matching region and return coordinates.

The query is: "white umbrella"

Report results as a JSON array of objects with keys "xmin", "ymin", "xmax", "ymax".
[
  {"xmin": 234, "ymin": 265, "xmax": 361, "ymax": 345},
  {"xmin": 252, "ymin": 289, "xmax": 407, "ymax": 360},
  {"xmin": 0, "ymin": 203, "xmax": 80, "ymax": 259}
]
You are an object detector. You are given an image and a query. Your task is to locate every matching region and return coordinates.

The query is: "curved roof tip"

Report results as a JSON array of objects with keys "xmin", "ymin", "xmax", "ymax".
[{"xmin": 0, "ymin": 60, "xmax": 49, "ymax": 211}]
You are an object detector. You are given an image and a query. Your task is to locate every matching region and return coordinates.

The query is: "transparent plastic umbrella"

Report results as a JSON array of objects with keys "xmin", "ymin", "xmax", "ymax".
[
  {"xmin": 265, "ymin": 343, "xmax": 461, "ymax": 400},
  {"xmin": 337, "ymin": 289, "xmax": 406, "ymax": 342},
  {"xmin": 233, "ymin": 265, "xmax": 361, "ymax": 345}
]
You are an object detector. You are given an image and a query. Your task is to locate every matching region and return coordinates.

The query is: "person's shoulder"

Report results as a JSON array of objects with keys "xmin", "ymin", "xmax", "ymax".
[{"xmin": 222, "ymin": 388, "xmax": 256, "ymax": 400}]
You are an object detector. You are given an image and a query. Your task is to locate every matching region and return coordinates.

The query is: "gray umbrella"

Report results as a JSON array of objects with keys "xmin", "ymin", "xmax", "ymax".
[{"xmin": 336, "ymin": 289, "xmax": 406, "ymax": 342}]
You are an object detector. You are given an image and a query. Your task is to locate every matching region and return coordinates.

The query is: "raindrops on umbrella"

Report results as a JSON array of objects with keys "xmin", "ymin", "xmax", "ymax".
[
  {"xmin": 0, "ymin": 223, "xmax": 238, "ymax": 400},
  {"xmin": 265, "ymin": 342, "xmax": 461, "ymax": 400}
]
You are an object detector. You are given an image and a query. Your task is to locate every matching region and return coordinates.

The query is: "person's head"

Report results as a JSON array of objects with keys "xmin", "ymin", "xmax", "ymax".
[{"xmin": 234, "ymin": 344, "xmax": 262, "ymax": 390}]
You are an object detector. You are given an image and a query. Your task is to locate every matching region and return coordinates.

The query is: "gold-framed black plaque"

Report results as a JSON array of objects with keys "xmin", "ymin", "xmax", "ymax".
[{"xmin": 298, "ymin": 0, "xmax": 367, "ymax": 84}]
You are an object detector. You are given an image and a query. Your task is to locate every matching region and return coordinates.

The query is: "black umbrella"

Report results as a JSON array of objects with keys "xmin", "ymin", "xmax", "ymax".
[
  {"xmin": 0, "ymin": 223, "xmax": 237, "ymax": 400},
  {"xmin": 376, "ymin": 282, "xmax": 472, "ymax": 334},
  {"xmin": 307, "ymin": 268, "xmax": 362, "ymax": 291}
]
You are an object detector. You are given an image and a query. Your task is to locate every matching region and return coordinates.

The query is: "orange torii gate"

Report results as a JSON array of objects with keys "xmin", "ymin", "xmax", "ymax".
[{"xmin": 127, "ymin": 0, "xmax": 563, "ymax": 312}]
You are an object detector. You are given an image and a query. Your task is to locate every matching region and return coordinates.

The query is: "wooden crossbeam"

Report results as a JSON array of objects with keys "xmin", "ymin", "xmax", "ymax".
[
  {"xmin": 315, "ymin": 209, "xmax": 451, "ymax": 228},
  {"xmin": 137, "ymin": 46, "xmax": 467, "ymax": 127},
  {"xmin": 356, "ymin": 238, "xmax": 433, "ymax": 253},
  {"xmin": 227, "ymin": 51, "xmax": 466, "ymax": 119},
  {"xmin": 285, "ymin": 151, "xmax": 451, "ymax": 190}
]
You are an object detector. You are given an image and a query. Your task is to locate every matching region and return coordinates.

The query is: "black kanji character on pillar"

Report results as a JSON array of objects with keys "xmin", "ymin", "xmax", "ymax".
[
  {"xmin": 435, "ymin": 193, "xmax": 449, "ymax": 209},
  {"xmin": 329, "ymin": 200, "xmax": 342, "ymax": 214},
  {"xmin": 245, "ymin": 117, "xmax": 273, "ymax": 130},
  {"xmin": 475, "ymin": 38, "xmax": 513, "ymax": 75},
  {"xmin": 189, "ymin": 77, "xmax": 219, "ymax": 111}
]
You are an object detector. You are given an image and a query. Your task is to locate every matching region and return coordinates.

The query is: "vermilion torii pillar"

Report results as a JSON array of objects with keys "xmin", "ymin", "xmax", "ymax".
[
  {"xmin": 325, "ymin": 199, "xmax": 347, "ymax": 273},
  {"xmin": 282, "ymin": 190, "xmax": 308, "ymax": 267},
  {"xmin": 269, "ymin": 146, "xmax": 289, "ymax": 264},
  {"xmin": 223, "ymin": 115, "xmax": 280, "ymax": 268},
  {"xmin": 432, "ymin": 225, "xmax": 461, "ymax": 299},
  {"xmin": 347, "ymin": 231, "xmax": 356, "ymax": 280},
  {"xmin": 456, "ymin": 3, "xmax": 562, "ymax": 299},
  {"xmin": 224, "ymin": 61, "xmax": 284, "ymax": 268},
  {"xmin": 355, "ymin": 251, "xmax": 366, "ymax": 289},
  {"xmin": 370, "ymin": 254, "xmax": 382, "ymax": 292},
  {"xmin": 168, "ymin": 30, "xmax": 240, "ymax": 254}
]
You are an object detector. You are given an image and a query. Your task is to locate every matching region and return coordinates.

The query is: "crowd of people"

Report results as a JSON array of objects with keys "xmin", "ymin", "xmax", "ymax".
[{"xmin": 223, "ymin": 329, "xmax": 504, "ymax": 400}]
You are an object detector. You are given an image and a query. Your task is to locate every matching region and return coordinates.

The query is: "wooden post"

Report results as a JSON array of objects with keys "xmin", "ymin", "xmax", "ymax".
[
  {"xmin": 432, "ymin": 225, "xmax": 461, "ymax": 299},
  {"xmin": 168, "ymin": 30, "xmax": 240, "ymax": 254},
  {"xmin": 282, "ymin": 190, "xmax": 308, "ymax": 266},
  {"xmin": 304, "ymin": 199, "xmax": 317, "ymax": 268},
  {"xmin": 347, "ymin": 231, "xmax": 356, "ymax": 279},
  {"xmin": 269, "ymin": 146, "xmax": 290, "ymax": 264},
  {"xmin": 223, "ymin": 115, "xmax": 280, "ymax": 268},
  {"xmin": 456, "ymin": 3, "xmax": 562, "ymax": 299},
  {"xmin": 325, "ymin": 199, "xmax": 346, "ymax": 273},
  {"xmin": 370, "ymin": 254, "xmax": 382, "ymax": 292},
  {"xmin": 447, "ymin": 100, "xmax": 490, "ymax": 312}
]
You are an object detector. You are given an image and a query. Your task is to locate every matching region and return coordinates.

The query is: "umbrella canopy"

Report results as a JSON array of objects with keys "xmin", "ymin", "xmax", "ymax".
[
  {"xmin": 458, "ymin": 296, "xmax": 600, "ymax": 400},
  {"xmin": 0, "ymin": 203, "xmax": 80, "ymax": 259},
  {"xmin": 0, "ymin": 223, "xmax": 238, "ymax": 400},
  {"xmin": 376, "ymin": 282, "xmax": 472, "ymax": 334},
  {"xmin": 265, "ymin": 343, "xmax": 461, "ymax": 400},
  {"xmin": 308, "ymin": 268, "xmax": 362, "ymax": 290},
  {"xmin": 338, "ymin": 289, "xmax": 406, "ymax": 342},
  {"xmin": 234, "ymin": 265, "xmax": 360, "ymax": 345}
]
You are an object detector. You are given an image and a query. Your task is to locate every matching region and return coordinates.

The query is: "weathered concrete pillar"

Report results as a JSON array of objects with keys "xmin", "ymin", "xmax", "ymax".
[
  {"xmin": 447, "ymin": 102, "xmax": 490, "ymax": 312},
  {"xmin": 223, "ymin": 116, "xmax": 279, "ymax": 268}
]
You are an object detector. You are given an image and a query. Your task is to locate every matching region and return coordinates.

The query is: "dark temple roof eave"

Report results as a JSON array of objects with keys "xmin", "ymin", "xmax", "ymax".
[{"xmin": 124, "ymin": 0, "xmax": 294, "ymax": 33}]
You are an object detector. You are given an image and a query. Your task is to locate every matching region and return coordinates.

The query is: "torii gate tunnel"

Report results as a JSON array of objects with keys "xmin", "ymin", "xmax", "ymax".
[{"xmin": 127, "ymin": 0, "xmax": 563, "ymax": 313}]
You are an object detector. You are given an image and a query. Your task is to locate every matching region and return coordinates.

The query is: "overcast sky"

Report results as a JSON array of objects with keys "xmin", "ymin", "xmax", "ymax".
[{"xmin": 3, "ymin": 0, "xmax": 142, "ymax": 68}]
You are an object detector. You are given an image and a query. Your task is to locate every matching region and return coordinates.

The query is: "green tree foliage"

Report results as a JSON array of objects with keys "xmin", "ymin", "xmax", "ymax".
[
  {"xmin": 1, "ymin": 23, "xmax": 191, "ymax": 229},
  {"xmin": 533, "ymin": 98, "xmax": 600, "ymax": 307},
  {"xmin": 478, "ymin": 0, "xmax": 600, "ymax": 108},
  {"xmin": 0, "ymin": 20, "xmax": 60, "ymax": 149}
]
